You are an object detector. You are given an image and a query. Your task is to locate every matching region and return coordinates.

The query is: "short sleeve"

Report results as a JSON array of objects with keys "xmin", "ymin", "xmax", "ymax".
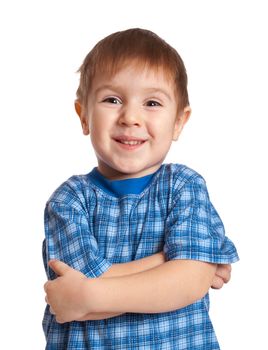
[
  {"xmin": 164, "ymin": 175, "xmax": 239, "ymax": 264},
  {"xmin": 43, "ymin": 199, "xmax": 112, "ymax": 280}
]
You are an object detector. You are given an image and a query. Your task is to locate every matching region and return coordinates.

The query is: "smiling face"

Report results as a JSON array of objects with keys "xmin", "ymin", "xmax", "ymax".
[{"xmin": 76, "ymin": 64, "xmax": 191, "ymax": 180}]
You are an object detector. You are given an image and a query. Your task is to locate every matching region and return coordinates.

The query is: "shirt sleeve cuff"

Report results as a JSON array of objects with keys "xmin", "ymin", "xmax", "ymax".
[
  {"xmin": 82, "ymin": 255, "xmax": 113, "ymax": 278},
  {"xmin": 164, "ymin": 245, "xmax": 240, "ymax": 264}
]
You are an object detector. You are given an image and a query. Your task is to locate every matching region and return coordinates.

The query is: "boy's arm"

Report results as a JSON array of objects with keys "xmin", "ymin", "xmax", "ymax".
[
  {"xmin": 89, "ymin": 259, "xmax": 217, "ymax": 314},
  {"xmin": 74, "ymin": 254, "xmax": 230, "ymax": 321},
  {"xmin": 78, "ymin": 251, "xmax": 166, "ymax": 320},
  {"xmin": 45, "ymin": 259, "xmax": 216, "ymax": 323},
  {"xmin": 78, "ymin": 261, "xmax": 231, "ymax": 320},
  {"xmin": 101, "ymin": 251, "xmax": 166, "ymax": 277}
]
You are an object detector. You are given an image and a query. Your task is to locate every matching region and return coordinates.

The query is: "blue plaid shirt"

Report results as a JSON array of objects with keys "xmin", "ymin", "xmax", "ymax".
[{"xmin": 43, "ymin": 163, "xmax": 239, "ymax": 349}]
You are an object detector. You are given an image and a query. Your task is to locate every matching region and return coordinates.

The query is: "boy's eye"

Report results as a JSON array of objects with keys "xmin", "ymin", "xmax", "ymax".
[
  {"xmin": 102, "ymin": 97, "xmax": 122, "ymax": 104},
  {"xmin": 146, "ymin": 100, "xmax": 162, "ymax": 107}
]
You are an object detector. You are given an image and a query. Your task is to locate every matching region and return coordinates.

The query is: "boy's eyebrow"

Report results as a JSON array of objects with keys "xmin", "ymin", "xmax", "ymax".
[
  {"xmin": 95, "ymin": 85, "xmax": 172, "ymax": 100},
  {"xmin": 95, "ymin": 85, "xmax": 119, "ymax": 95},
  {"xmin": 143, "ymin": 88, "xmax": 172, "ymax": 101}
]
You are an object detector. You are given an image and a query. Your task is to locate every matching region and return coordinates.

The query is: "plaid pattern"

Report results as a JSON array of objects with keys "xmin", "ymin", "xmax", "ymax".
[{"xmin": 43, "ymin": 163, "xmax": 239, "ymax": 349}]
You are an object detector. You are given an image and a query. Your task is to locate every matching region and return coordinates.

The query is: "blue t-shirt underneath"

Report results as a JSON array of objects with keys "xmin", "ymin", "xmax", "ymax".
[{"xmin": 89, "ymin": 168, "xmax": 156, "ymax": 197}]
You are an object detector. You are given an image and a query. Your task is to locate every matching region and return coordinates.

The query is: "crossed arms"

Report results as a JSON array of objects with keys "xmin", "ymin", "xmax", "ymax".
[{"xmin": 44, "ymin": 252, "xmax": 231, "ymax": 324}]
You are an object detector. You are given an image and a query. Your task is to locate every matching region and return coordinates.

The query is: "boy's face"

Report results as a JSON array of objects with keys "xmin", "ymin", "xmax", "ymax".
[{"xmin": 76, "ymin": 64, "xmax": 191, "ymax": 180}]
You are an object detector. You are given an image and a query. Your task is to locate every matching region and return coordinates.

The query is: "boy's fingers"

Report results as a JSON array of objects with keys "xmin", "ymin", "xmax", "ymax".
[
  {"xmin": 48, "ymin": 259, "xmax": 71, "ymax": 276},
  {"xmin": 211, "ymin": 276, "xmax": 224, "ymax": 289},
  {"xmin": 49, "ymin": 306, "xmax": 56, "ymax": 315},
  {"xmin": 56, "ymin": 316, "xmax": 65, "ymax": 324},
  {"xmin": 44, "ymin": 281, "xmax": 50, "ymax": 292},
  {"xmin": 215, "ymin": 264, "xmax": 232, "ymax": 283}
]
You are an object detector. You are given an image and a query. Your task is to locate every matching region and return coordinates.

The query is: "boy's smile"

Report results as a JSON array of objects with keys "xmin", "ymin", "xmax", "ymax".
[
  {"xmin": 76, "ymin": 64, "xmax": 191, "ymax": 180},
  {"xmin": 113, "ymin": 135, "xmax": 147, "ymax": 150}
]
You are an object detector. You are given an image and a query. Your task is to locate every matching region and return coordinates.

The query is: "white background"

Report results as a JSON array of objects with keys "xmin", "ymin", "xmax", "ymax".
[{"xmin": 0, "ymin": 0, "xmax": 267, "ymax": 349}]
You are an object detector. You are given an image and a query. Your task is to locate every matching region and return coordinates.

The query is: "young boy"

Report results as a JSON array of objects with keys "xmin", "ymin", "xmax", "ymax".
[{"xmin": 43, "ymin": 28, "xmax": 239, "ymax": 349}]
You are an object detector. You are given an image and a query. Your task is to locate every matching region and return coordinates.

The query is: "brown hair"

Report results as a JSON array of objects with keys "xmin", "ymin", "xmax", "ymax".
[{"xmin": 76, "ymin": 28, "xmax": 189, "ymax": 111}]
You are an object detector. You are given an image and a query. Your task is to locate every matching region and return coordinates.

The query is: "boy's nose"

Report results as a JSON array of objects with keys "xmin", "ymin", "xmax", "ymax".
[{"xmin": 118, "ymin": 106, "xmax": 141, "ymax": 127}]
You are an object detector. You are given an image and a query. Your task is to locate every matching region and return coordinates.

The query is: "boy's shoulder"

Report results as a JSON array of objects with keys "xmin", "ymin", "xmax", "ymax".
[
  {"xmin": 46, "ymin": 172, "xmax": 92, "ymax": 205},
  {"xmin": 162, "ymin": 163, "xmax": 206, "ymax": 191}
]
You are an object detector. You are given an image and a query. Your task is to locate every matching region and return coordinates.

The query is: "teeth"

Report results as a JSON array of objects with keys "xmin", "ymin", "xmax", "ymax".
[{"xmin": 119, "ymin": 140, "xmax": 143, "ymax": 145}]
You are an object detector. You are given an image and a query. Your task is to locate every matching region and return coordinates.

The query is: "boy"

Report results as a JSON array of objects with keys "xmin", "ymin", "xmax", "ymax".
[{"xmin": 43, "ymin": 28, "xmax": 239, "ymax": 349}]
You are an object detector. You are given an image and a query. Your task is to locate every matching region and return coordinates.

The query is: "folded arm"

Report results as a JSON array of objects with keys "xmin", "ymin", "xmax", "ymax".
[
  {"xmin": 45, "ymin": 259, "xmax": 217, "ymax": 323},
  {"xmin": 89, "ymin": 259, "xmax": 216, "ymax": 314},
  {"xmin": 76, "ymin": 255, "xmax": 230, "ymax": 321}
]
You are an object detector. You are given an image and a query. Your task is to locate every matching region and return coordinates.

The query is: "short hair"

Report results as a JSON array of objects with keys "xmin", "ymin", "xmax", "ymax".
[{"xmin": 76, "ymin": 28, "xmax": 189, "ymax": 111}]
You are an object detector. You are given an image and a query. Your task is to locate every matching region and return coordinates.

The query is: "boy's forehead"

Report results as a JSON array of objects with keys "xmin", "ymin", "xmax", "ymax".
[{"xmin": 92, "ymin": 61, "xmax": 174, "ymax": 90}]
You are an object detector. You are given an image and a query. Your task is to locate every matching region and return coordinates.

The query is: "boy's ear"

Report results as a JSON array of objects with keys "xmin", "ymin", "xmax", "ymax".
[
  {"xmin": 75, "ymin": 100, "xmax": 90, "ymax": 135},
  {"xmin": 173, "ymin": 106, "xmax": 191, "ymax": 141}
]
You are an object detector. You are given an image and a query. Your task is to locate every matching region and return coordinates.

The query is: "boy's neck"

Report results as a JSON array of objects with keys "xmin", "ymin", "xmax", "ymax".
[{"xmin": 97, "ymin": 163, "xmax": 163, "ymax": 181}]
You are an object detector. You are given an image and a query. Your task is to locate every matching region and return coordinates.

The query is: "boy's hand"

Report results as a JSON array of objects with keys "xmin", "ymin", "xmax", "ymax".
[
  {"xmin": 211, "ymin": 264, "xmax": 231, "ymax": 289},
  {"xmin": 44, "ymin": 260, "xmax": 89, "ymax": 323}
]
